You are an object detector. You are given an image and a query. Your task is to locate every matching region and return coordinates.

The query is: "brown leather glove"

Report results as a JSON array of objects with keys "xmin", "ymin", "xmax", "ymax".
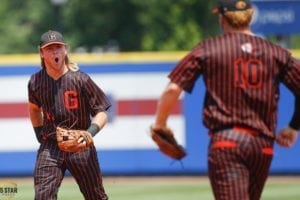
[
  {"xmin": 56, "ymin": 127, "xmax": 93, "ymax": 152},
  {"xmin": 150, "ymin": 126, "xmax": 186, "ymax": 160}
]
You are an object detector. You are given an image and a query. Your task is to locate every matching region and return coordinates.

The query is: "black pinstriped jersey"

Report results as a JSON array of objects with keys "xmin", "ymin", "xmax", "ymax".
[
  {"xmin": 28, "ymin": 69, "xmax": 111, "ymax": 137},
  {"xmin": 169, "ymin": 32, "xmax": 300, "ymax": 137}
]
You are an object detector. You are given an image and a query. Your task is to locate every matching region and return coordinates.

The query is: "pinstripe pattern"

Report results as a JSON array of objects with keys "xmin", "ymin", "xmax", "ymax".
[
  {"xmin": 168, "ymin": 32, "xmax": 300, "ymax": 200},
  {"xmin": 208, "ymin": 129, "xmax": 273, "ymax": 200},
  {"xmin": 169, "ymin": 32, "xmax": 300, "ymax": 138},
  {"xmin": 34, "ymin": 141, "xmax": 108, "ymax": 200},
  {"xmin": 34, "ymin": 141, "xmax": 65, "ymax": 200},
  {"xmin": 28, "ymin": 69, "xmax": 110, "ymax": 200},
  {"xmin": 28, "ymin": 69, "xmax": 111, "ymax": 138}
]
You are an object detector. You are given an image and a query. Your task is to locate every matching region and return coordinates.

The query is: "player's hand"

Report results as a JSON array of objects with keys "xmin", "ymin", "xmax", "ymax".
[
  {"xmin": 77, "ymin": 136, "xmax": 86, "ymax": 145},
  {"xmin": 276, "ymin": 126, "xmax": 298, "ymax": 147}
]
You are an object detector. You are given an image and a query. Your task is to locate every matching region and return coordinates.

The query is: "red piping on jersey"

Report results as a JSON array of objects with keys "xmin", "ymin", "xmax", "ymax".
[
  {"xmin": 212, "ymin": 141, "xmax": 237, "ymax": 148},
  {"xmin": 262, "ymin": 148, "xmax": 274, "ymax": 155}
]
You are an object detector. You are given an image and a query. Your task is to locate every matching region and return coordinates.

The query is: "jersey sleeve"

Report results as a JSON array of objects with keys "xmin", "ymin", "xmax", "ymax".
[
  {"xmin": 168, "ymin": 44, "xmax": 203, "ymax": 93},
  {"xmin": 281, "ymin": 54, "xmax": 300, "ymax": 129},
  {"xmin": 281, "ymin": 55, "xmax": 300, "ymax": 95},
  {"xmin": 27, "ymin": 75, "xmax": 41, "ymax": 107},
  {"xmin": 82, "ymin": 73, "xmax": 111, "ymax": 116},
  {"xmin": 289, "ymin": 95, "xmax": 300, "ymax": 130}
]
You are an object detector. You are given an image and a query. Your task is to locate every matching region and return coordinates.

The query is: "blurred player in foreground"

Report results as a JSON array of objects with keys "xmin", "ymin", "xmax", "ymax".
[
  {"xmin": 28, "ymin": 30, "xmax": 111, "ymax": 200},
  {"xmin": 151, "ymin": 0, "xmax": 300, "ymax": 199}
]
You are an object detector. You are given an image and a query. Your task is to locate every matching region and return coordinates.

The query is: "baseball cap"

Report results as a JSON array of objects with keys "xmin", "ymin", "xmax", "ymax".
[
  {"xmin": 39, "ymin": 30, "xmax": 66, "ymax": 48},
  {"xmin": 212, "ymin": 0, "xmax": 252, "ymax": 14}
]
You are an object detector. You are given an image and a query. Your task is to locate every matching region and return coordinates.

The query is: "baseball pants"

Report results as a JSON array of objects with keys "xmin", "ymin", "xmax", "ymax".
[
  {"xmin": 208, "ymin": 127, "xmax": 274, "ymax": 200},
  {"xmin": 34, "ymin": 140, "xmax": 108, "ymax": 200}
]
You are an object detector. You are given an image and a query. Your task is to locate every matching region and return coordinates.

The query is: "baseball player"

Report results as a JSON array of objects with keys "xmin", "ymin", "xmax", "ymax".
[
  {"xmin": 28, "ymin": 30, "xmax": 110, "ymax": 200},
  {"xmin": 152, "ymin": 0, "xmax": 300, "ymax": 199}
]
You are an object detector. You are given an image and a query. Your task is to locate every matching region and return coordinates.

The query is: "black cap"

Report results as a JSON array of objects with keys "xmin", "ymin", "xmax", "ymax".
[
  {"xmin": 39, "ymin": 30, "xmax": 65, "ymax": 48},
  {"xmin": 212, "ymin": 0, "xmax": 252, "ymax": 14}
]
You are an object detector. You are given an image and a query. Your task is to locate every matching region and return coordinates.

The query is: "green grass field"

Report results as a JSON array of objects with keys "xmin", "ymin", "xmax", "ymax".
[{"xmin": 3, "ymin": 176, "xmax": 300, "ymax": 200}]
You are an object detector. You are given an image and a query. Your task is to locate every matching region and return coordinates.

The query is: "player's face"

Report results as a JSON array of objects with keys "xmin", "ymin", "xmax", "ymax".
[{"xmin": 40, "ymin": 44, "xmax": 67, "ymax": 71}]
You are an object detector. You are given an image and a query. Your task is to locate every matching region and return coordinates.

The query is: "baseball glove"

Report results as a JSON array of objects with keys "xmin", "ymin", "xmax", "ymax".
[
  {"xmin": 56, "ymin": 127, "xmax": 93, "ymax": 152},
  {"xmin": 150, "ymin": 126, "xmax": 186, "ymax": 160}
]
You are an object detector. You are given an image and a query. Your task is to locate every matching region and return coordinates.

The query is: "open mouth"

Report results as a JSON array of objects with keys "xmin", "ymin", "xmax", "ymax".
[{"xmin": 55, "ymin": 57, "xmax": 59, "ymax": 63}]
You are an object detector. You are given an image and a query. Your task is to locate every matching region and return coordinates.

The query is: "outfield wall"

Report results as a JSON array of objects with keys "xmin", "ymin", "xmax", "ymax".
[{"xmin": 0, "ymin": 51, "xmax": 300, "ymax": 176}]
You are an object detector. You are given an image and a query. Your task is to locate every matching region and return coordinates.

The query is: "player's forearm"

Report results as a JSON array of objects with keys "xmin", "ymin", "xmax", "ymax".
[
  {"xmin": 155, "ymin": 82, "xmax": 182, "ymax": 126},
  {"xmin": 28, "ymin": 103, "xmax": 43, "ymax": 143},
  {"xmin": 28, "ymin": 103, "xmax": 43, "ymax": 127},
  {"xmin": 88, "ymin": 111, "xmax": 108, "ymax": 136}
]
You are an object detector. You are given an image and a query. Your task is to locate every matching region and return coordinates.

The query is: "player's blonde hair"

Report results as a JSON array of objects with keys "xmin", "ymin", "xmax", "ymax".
[
  {"xmin": 66, "ymin": 57, "xmax": 79, "ymax": 72},
  {"xmin": 223, "ymin": 8, "xmax": 253, "ymax": 28}
]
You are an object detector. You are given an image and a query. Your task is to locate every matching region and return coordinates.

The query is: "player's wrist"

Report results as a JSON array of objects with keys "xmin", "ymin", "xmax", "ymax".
[{"xmin": 87, "ymin": 123, "xmax": 100, "ymax": 137}]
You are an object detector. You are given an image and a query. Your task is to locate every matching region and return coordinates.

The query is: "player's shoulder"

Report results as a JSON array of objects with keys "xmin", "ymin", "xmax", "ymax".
[
  {"xmin": 210, "ymin": 33, "xmax": 289, "ymax": 52},
  {"xmin": 264, "ymin": 38, "xmax": 289, "ymax": 51},
  {"xmin": 28, "ymin": 69, "xmax": 47, "ymax": 89},
  {"xmin": 29, "ymin": 68, "xmax": 45, "ymax": 81},
  {"xmin": 256, "ymin": 36, "xmax": 291, "ymax": 56},
  {"xmin": 69, "ymin": 69, "xmax": 89, "ymax": 77},
  {"xmin": 68, "ymin": 69, "xmax": 91, "ymax": 82}
]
